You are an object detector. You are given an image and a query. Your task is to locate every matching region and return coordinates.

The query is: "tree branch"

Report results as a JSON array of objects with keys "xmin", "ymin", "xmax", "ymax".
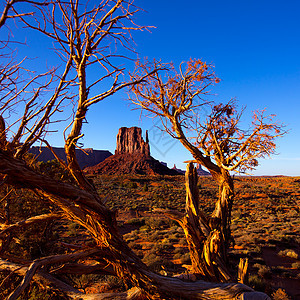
[
  {"xmin": 7, "ymin": 248, "xmax": 102, "ymax": 300},
  {"xmin": 0, "ymin": 213, "xmax": 62, "ymax": 237}
]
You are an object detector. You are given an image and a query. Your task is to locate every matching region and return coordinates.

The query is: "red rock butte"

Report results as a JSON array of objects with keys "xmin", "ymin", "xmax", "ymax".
[
  {"xmin": 115, "ymin": 127, "xmax": 150, "ymax": 156},
  {"xmin": 85, "ymin": 127, "xmax": 180, "ymax": 175}
]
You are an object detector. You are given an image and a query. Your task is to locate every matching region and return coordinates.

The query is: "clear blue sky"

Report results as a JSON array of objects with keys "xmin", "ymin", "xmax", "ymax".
[
  {"xmin": 3, "ymin": 0, "xmax": 300, "ymax": 175},
  {"xmin": 88, "ymin": 0, "xmax": 300, "ymax": 176}
]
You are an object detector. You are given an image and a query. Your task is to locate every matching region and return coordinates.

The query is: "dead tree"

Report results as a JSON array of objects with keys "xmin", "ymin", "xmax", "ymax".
[
  {"xmin": 130, "ymin": 59, "xmax": 286, "ymax": 282},
  {"xmin": 0, "ymin": 1, "xmax": 272, "ymax": 299}
]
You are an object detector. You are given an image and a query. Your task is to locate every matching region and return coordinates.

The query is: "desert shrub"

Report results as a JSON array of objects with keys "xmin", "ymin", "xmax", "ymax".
[
  {"xmin": 0, "ymin": 270, "xmax": 68, "ymax": 300},
  {"xmin": 248, "ymin": 275, "xmax": 267, "ymax": 292},
  {"xmin": 103, "ymin": 275, "xmax": 125, "ymax": 292},
  {"xmin": 271, "ymin": 288, "xmax": 291, "ymax": 300},
  {"xmin": 27, "ymin": 285, "xmax": 67, "ymax": 300},
  {"xmin": 167, "ymin": 234, "xmax": 179, "ymax": 243},
  {"xmin": 142, "ymin": 253, "xmax": 162, "ymax": 271},
  {"xmin": 145, "ymin": 217, "xmax": 165, "ymax": 230},
  {"xmin": 254, "ymin": 264, "xmax": 272, "ymax": 279},
  {"xmin": 126, "ymin": 217, "xmax": 145, "ymax": 226},
  {"xmin": 37, "ymin": 159, "xmax": 74, "ymax": 183},
  {"xmin": 174, "ymin": 247, "xmax": 185, "ymax": 255},
  {"xmin": 7, "ymin": 222, "xmax": 60, "ymax": 260},
  {"xmin": 180, "ymin": 253, "xmax": 191, "ymax": 264},
  {"xmin": 278, "ymin": 249, "xmax": 298, "ymax": 259},
  {"xmin": 123, "ymin": 230, "xmax": 139, "ymax": 242},
  {"xmin": 126, "ymin": 181, "xmax": 138, "ymax": 189},
  {"xmin": 68, "ymin": 274, "xmax": 96, "ymax": 292},
  {"xmin": 127, "ymin": 241, "xmax": 143, "ymax": 250},
  {"xmin": 178, "ymin": 237, "xmax": 188, "ymax": 247},
  {"xmin": 252, "ymin": 245, "xmax": 262, "ymax": 254},
  {"xmin": 291, "ymin": 262, "xmax": 300, "ymax": 269},
  {"xmin": 151, "ymin": 241, "xmax": 174, "ymax": 254},
  {"xmin": 143, "ymin": 183, "xmax": 149, "ymax": 191},
  {"xmin": 67, "ymin": 222, "xmax": 81, "ymax": 236},
  {"xmin": 160, "ymin": 239, "xmax": 175, "ymax": 251}
]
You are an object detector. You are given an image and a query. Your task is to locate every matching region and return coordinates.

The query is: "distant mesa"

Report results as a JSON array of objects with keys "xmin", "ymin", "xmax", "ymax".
[
  {"xmin": 172, "ymin": 164, "xmax": 210, "ymax": 176},
  {"xmin": 196, "ymin": 164, "xmax": 210, "ymax": 176},
  {"xmin": 84, "ymin": 126, "xmax": 180, "ymax": 175},
  {"xmin": 29, "ymin": 126, "xmax": 208, "ymax": 176},
  {"xmin": 160, "ymin": 161, "xmax": 168, "ymax": 167},
  {"xmin": 29, "ymin": 146, "xmax": 112, "ymax": 169},
  {"xmin": 172, "ymin": 164, "xmax": 185, "ymax": 174}
]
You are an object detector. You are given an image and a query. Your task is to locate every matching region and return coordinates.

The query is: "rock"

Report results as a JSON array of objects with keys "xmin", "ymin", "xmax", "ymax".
[
  {"xmin": 172, "ymin": 164, "xmax": 185, "ymax": 174},
  {"xmin": 172, "ymin": 164, "xmax": 210, "ymax": 176},
  {"xmin": 115, "ymin": 127, "xmax": 150, "ymax": 156},
  {"xmin": 85, "ymin": 127, "xmax": 180, "ymax": 176},
  {"xmin": 196, "ymin": 164, "xmax": 210, "ymax": 176},
  {"xmin": 84, "ymin": 153, "xmax": 180, "ymax": 175}
]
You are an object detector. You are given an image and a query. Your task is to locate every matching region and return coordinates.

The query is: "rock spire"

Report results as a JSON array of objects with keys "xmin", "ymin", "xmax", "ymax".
[{"xmin": 115, "ymin": 127, "xmax": 150, "ymax": 156}]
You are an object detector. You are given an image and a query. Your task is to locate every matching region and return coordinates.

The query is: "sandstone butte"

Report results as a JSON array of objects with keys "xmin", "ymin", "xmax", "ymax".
[{"xmin": 84, "ymin": 126, "xmax": 180, "ymax": 175}]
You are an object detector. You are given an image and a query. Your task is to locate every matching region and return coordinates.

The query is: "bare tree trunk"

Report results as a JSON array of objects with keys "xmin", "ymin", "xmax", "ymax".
[
  {"xmin": 156, "ymin": 163, "xmax": 231, "ymax": 282},
  {"xmin": 183, "ymin": 164, "xmax": 232, "ymax": 281},
  {"xmin": 212, "ymin": 170, "xmax": 234, "ymax": 251}
]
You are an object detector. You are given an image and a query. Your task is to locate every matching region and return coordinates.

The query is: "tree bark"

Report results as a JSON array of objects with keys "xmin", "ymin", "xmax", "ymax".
[{"xmin": 212, "ymin": 169, "xmax": 234, "ymax": 251}]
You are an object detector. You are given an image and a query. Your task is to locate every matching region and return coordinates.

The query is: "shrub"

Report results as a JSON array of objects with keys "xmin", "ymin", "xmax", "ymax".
[
  {"xmin": 142, "ymin": 253, "xmax": 162, "ymax": 271},
  {"xmin": 278, "ymin": 249, "xmax": 298, "ymax": 259},
  {"xmin": 271, "ymin": 288, "xmax": 291, "ymax": 300},
  {"xmin": 257, "ymin": 265, "xmax": 272, "ymax": 279},
  {"xmin": 248, "ymin": 275, "xmax": 267, "ymax": 292},
  {"xmin": 180, "ymin": 253, "xmax": 191, "ymax": 264},
  {"xmin": 127, "ymin": 181, "xmax": 138, "ymax": 189},
  {"xmin": 291, "ymin": 262, "xmax": 300, "ymax": 269},
  {"xmin": 145, "ymin": 217, "xmax": 165, "ymax": 230},
  {"xmin": 143, "ymin": 183, "xmax": 149, "ymax": 192},
  {"xmin": 126, "ymin": 217, "xmax": 145, "ymax": 226}
]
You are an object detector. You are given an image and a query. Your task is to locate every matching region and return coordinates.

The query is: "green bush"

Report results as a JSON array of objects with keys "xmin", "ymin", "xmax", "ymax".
[{"xmin": 248, "ymin": 275, "xmax": 267, "ymax": 292}]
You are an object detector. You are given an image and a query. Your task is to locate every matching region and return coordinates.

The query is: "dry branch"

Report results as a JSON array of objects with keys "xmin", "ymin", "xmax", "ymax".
[
  {"xmin": 7, "ymin": 249, "xmax": 101, "ymax": 300},
  {"xmin": 0, "ymin": 257, "xmax": 271, "ymax": 300},
  {"xmin": 0, "ymin": 213, "xmax": 62, "ymax": 237}
]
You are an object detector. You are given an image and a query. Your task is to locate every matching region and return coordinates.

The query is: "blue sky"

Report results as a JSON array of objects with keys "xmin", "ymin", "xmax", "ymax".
[
  {"xmin": 3, "ymin": 0, "xmax": 300, "ymax": 175},
  {"xmin": 86, "ymin": 0, "xmax": 300, "ymax": 176}
]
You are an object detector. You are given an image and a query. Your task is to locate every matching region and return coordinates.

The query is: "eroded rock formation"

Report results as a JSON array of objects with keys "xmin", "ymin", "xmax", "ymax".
[
  {"xmin": 115, "ymin": 127, "xmax": 150, "ymax": 156},
  {"xmin": 85, "ymin": 126, "xmax": 180, "ymax": 175}
]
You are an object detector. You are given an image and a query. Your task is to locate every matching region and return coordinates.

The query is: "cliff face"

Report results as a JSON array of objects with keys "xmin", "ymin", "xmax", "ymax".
[{"xmin": 115, "ymin": 127, "xmax": 150, "ymax": 156}]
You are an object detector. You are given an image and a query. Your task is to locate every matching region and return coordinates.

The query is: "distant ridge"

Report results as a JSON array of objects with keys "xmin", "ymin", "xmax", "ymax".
[
  {"xmin": 172, "ymin": 163, "xmax": 210, "ymax": 176},
  {"xmin": 29, "ymin": 146, "xmax": 112, "ymax": 169}
]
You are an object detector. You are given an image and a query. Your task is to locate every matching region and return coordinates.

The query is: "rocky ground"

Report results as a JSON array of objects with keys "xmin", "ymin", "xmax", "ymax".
[
  {"xmin": 90, "ymin": 174, "xmax": 300, "ymax": 299},
  {"xmin": 1, "ymin": 173, "xmax": 298, "ymax": 299}
]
